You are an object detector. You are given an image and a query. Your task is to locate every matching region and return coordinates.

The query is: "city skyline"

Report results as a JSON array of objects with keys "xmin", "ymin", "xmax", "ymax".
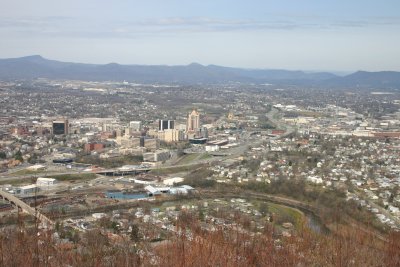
[{"xmin": 0, "ymin": 0, "xmax": 399, "ymax": 72}]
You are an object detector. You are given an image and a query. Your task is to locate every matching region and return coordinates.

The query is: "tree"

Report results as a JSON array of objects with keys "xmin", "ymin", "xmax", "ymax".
[
  {"xmin": 28, "ymin": 153, "xmax": 38, "ymax": 164},
  {"xmin": 0, "ymin": 151, "xmax": 6, "ymax": 159},
  {"xmin": 130, "ymin": 224, "xmax": 140, "ymax": 242},
  {"xmin": 111, "ymin": 221, "xmax": 120, "ymax": 233},
  {"xmin": 14, "ymin": 151, "xmax": 23, "ymax": 162},
  {"xmin": 259, "ymin": 202, "xmax": 269, "ymax": 215},
  {"xmin": 198, "ymin": 209, "xmax": 205, "ymax": 221}
]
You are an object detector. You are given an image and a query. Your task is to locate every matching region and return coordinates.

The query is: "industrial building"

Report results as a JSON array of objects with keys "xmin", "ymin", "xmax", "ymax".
[
  {"xmin": 205, "ymin": 145, "xmax": 220, "ymax": 152},
  {"xmin": 15, "ymin": 185, "xmax": 40, "ymax": 196},
  {"xmin": 36, "ymin": 177, "xmax": 58, "ymax": 187}
]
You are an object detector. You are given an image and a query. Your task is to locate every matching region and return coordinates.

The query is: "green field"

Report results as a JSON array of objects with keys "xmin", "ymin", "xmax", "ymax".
[
  {"xmin": 46, "ymin": 173, "xmax": 97, "ymax": 182},
  {"xmin": 150, "ymin": 166, "xmax": 191, "ymax": 175},
  {"xmin": 176, "ymin": 153, "xmax": 200, "ymax": 165},
  {"xmin": 266, "ymin": 202, "xmax": 305, "ymax": 228},
  {"xmin": 0, "ymin": 178, "xmax": 32, "ymax": 186},
  {"xmin": 9, "ymin": 169, "xmax": 43, "ymax": 176}
]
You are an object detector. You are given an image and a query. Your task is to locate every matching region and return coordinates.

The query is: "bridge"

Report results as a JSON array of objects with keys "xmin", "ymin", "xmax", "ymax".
[
  {"xmin": 93, "ymin": 162, "xmax": 207, "ymax": 176},
  {"xmin": 0, "ymin": 190, "xmax": 53, "ymax": 228}
]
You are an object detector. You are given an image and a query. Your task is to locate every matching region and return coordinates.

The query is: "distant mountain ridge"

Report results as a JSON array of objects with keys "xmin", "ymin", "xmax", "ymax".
[{"xmin": 0, "ymin": 55, "xmax": 400, "ymax": 88}]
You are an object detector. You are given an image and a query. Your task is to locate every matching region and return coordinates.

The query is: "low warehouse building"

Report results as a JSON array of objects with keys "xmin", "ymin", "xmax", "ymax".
[
  {"xmin": 16, "ymin": 185, "xmax": 40, "ymax": 195},
  {"xmin": 36, "ymin": 177, "xmax": 58, "ymax": 187}
]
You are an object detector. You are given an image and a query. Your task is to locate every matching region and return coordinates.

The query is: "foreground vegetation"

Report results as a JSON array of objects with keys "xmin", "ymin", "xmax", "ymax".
[
  {"xmin": 75, "ymin": 155, "xmax": 143, "ymax": 168},
  {"xmin": 0, "ymin": 214, "xmax": 399, "ymax": 267}
]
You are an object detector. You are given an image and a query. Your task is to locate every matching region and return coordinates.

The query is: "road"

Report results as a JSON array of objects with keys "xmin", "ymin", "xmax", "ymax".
[{"xmin": 1, "ymin": 107, "xmax": 294, "ymax": 184}]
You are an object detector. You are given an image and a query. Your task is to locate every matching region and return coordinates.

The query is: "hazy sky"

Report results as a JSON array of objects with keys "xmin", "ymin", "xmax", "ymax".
[{"xmin": 1, "ymin": 0, "xmax": 400, "ymax": 71}]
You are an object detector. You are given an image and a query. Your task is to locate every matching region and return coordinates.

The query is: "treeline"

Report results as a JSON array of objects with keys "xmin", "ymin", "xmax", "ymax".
[
  {"xmin": 182, "ymin": 168, "xmax": 216, "ymax": 188},
  {"xmin": 75, "ymin": 154, "xmax": 143, "ymax": 168}
]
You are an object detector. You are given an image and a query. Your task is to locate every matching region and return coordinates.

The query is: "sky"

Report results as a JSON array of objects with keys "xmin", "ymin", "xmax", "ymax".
[{"xmin": 0, "ymin": 0, "xmax": 400, "ymax": 72}]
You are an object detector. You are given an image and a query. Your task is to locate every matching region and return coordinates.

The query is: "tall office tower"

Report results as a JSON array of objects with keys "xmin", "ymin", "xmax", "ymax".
[
  {"xmin": 198, "ymin": 126, "xmax": 208, "ymax": 138},
  {"xmin": 186, "ymin": 110, "xmax": 200, "ymax": 132},
  {"xmin": 159, "ymin": 119, "xmax": 175, "ymax": 131},
  {"xmin": 52, "ymin": 119, "xmax": 69, "ymax": 135}
]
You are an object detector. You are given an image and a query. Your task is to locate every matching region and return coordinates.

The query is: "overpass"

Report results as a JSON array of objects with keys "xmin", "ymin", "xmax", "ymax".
[
  {"xmin": 0, "ymin": 190, "xmax": 53, "ymax": 227},
  {"xmin": 93, "ymin": 162, "xmax": 208, "ymax": 176}
]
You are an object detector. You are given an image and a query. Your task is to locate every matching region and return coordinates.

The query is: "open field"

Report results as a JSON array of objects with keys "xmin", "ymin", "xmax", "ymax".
[{"xmin": 46, "ymin": 173, "xmax": 97, "ymax": 182}]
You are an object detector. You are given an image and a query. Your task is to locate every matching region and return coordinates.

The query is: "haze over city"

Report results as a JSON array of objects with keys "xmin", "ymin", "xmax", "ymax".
[{"xmin": 1, "ymin": 0, "xmax": 400, "ymax": 71}]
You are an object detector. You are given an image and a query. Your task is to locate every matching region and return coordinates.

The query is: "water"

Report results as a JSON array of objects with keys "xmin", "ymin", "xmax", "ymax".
[
  {"xmin": 290, "ymin": 206, "xmax": 329, "ymax": 234},
  {"xmin": 266, "ymin": 198, "xmax": 329, "ymax": 234},
  {"xmin": 105, "ymin": 191, "xmax": 148, "ymax": 199},
  {"xmin": 305, "ymin": 212, "xmax": 329, "ymax": 234}
]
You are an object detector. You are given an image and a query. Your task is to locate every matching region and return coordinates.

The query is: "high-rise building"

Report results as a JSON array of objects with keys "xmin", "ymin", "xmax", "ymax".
[
  {"xmin": 159, "ymin": 120, "xmax": 174, "ymax": 131},
  {"xmin": 198, "ymin": 126, "xmax": 208, "ymax": 138},
  {"xmin": 52, "ymin": 119, "xmax": 68, "ymax": 135},
  {"xmin": 186, "ymin": 110, "xmax": 200, "ymax": 132}
]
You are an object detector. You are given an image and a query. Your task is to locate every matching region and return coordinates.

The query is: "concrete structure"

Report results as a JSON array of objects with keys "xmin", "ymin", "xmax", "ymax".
[
  {"xmin": 143, "ymin": 138, "xmax": 160, "ymax": 151},
  {"xmin": 36, "ymin": 177, "xmax": 57, "ymax": 187},
  {"xmin": 143, "ymin": 150, "xmax": 170, "ymax": 162},
  {"xmin": 158, "ymin": 129, "xmax": 185, "ymax": 142},
  {"xmin": 117, "ymin": 136, "xmax": 141, "ymax": 147},
  {"xmin": 187, "ymin": 110, "xmax": 200, "ymax": 133},
  {"xmin": 0, "ymin": 189, "xmax": 53, "ymax": 227},
  {"xmin": 16, "ymin": 184, "xmax": 40, "ymax": 195},
  {"xmin": 102, "ymin": 122, "xmax": 121, "ymax": 132},
  {"xmin": 197, "ymin": 126, "xmax": 208, "ymax": 138}
]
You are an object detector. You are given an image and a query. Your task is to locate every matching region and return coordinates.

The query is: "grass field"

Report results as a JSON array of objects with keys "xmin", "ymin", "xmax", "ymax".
[
  {"xmin": 267, "ymin": 202, "xmax": 305, "ymax": 228},
  {"xmin": 175, "ymin": 154, "xmax": 200, "ymax": 165},
  {"xmin": 150, "ymin": 164, "xmax": 205, "ymax": 175},
  {"xmin": 150, "ymin": 166, "xmax": 191, "ymax": 175},
  {"xmin": 9, "ymin": 169, "xmax": 43, "ymax": 176},
  {"xmin": 0, "ymin": 178, "xmax": 33, "ymax": 186},
  {"xmin": 46, "ymin": 173, "xmax": 97, "ymax": 182},
  {"xmin": 199, "ymin": 153, "xmax": 212, "ymax": 161}
]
